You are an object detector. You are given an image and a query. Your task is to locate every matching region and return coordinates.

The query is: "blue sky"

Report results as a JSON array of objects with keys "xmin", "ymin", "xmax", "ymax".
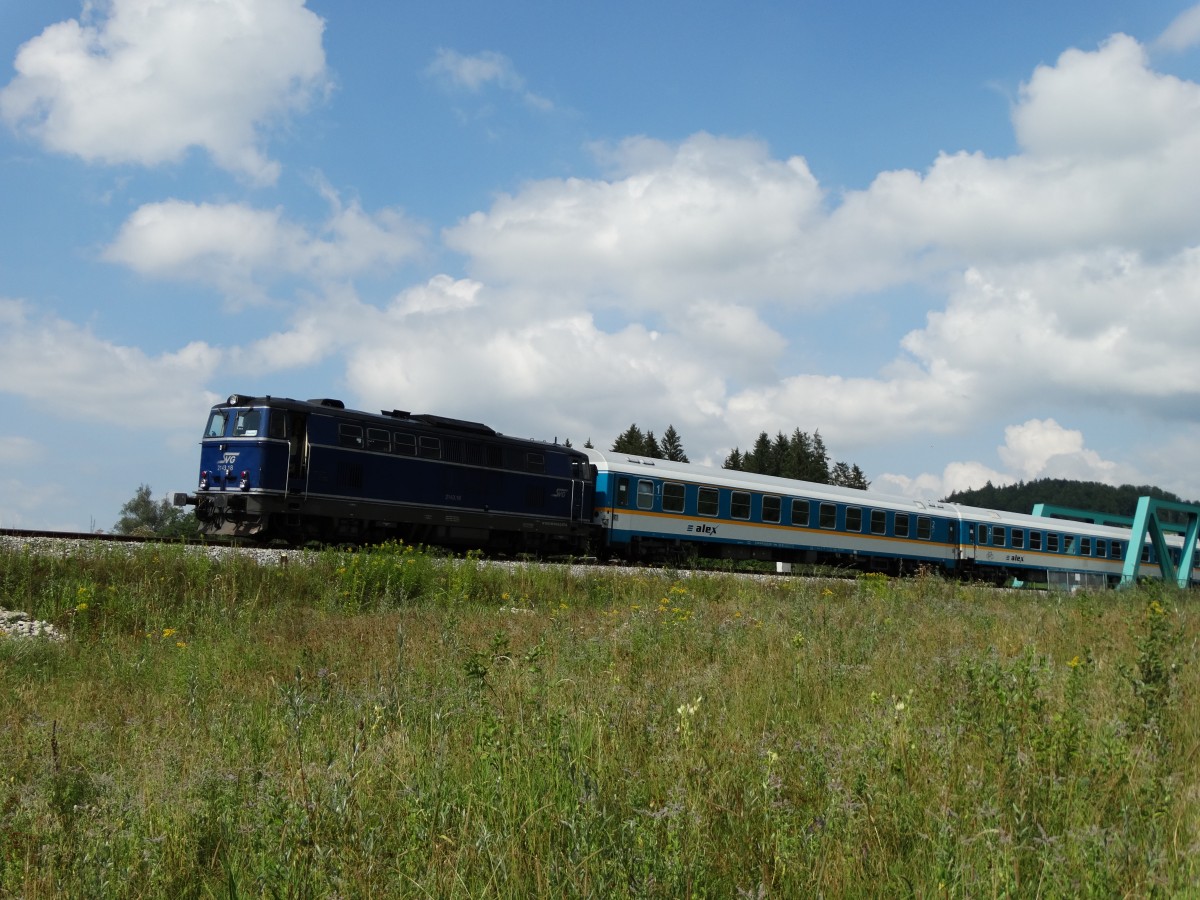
[{"xmin": 4, "ymin": 0, "xmax": 1200, "ymax": 530}]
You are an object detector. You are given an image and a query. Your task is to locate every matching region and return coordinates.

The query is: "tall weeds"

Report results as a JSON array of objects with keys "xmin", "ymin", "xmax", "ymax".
[{"xmin": 0, "ymin": 543, "xmax": 1196, "ymax": 896}]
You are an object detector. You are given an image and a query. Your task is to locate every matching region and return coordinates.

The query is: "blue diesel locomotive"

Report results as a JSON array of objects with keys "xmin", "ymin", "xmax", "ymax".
[{"xmin": 173, "ymin": 394, "xmax": 594, "ymax": 552}]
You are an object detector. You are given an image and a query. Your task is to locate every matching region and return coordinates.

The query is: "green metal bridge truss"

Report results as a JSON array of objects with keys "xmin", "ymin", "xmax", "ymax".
[{"xmin": 1030, "ymin": 499, "xmax": 1200, "ymax": 588}]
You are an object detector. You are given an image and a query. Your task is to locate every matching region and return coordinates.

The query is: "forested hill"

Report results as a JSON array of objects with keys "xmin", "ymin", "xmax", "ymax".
[{"xmin": 943, "ymin": 479, "xmax": 1189, "ymax": 517}]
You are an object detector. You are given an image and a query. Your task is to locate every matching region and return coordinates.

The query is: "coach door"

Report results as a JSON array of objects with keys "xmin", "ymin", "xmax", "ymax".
[{"xmin": 959, "ymin": 513, "xmax": 975, "ymax": 562}]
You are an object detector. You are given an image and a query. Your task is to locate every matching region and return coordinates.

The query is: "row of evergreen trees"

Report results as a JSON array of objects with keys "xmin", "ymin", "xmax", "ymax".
[
  {"xmin": 609, "ymin": 424, "xmax": 690, "ymax": 462},
  {"xmin": 606, "ymin": 424, "xmax": 869, "ymax": 489}
]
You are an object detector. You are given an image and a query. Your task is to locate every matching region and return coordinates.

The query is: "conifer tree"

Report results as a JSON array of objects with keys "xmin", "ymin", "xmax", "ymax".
[
  {"xmin": 642, "ymin": 430, "xmax": 663, "ymax": 458},
  {"xmin": 745, "ymin": 432, "xmax": 772, "ymax": 474},
  {"xmin": 611, "ymin": 424, "xmax": 646, "ymax": 454},
  {"xmin": 659, "ymin": 425, "xmax": 689, "ymax": 462}
]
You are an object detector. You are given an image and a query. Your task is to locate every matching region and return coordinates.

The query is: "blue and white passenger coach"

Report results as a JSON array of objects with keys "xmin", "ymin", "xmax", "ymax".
[
  {"xmin": 585, "ymin": 449, "xmax": 1200, "ymax": 585},
  {"xmin": 586, "ymin": 449, "xmax": 958, "ymax": 571},
  {"xmin": 175, "ymin": 394, "xmax": 595, "ymax": 551}
]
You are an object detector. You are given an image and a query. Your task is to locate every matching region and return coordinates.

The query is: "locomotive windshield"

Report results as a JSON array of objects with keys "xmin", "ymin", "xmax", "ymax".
[
  {"xmin": 204, "ymin": 410, "xmax": 228, "ymax": 438},
  {"xmin": 233, "ymin": 408, "xmax": 263, "ymax": 437}
]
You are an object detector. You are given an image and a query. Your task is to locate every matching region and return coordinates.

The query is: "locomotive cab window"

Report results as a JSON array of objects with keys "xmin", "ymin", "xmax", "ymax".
[
  {"xmin": 269, "ymin": 415, "xmax": 287, "ymax": 440},
  {"xmin": 731, "ymin": 492, "xmax": 751, "ymax": 520},
  {"xmin": 663, "ymin": 482, "xmax": 685, "ymax": 513},
  {"xmin": 637, "ymin": 480, "xmax": 654, "ymax": 510},
  {"xmin": 205, "ymin": 410, "xmax": 229, "ymax": 438},
  {"xmin": 698, "ymin": 487, "xmax": 719, "ymax": 517},
  {"xmin": 234, "ymin": 409, "xmax": 262, "ymax": 437}
]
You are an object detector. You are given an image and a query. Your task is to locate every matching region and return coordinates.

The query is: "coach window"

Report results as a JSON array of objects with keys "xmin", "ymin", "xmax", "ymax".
[
  {"xmin": 663, "ymin": 482, "xmax": 685, "ymax": 513},
  {"xmin": 1064, "ymin": 535, "xmax": 1077, "ymax": 554},
  {"xmin": 1030, "ymin": 531, "xmax": 1043, "ymax": 551},
  {"xmin": 1012, "ymin": 529, "xmax": 1024, "ymax": 550},
  {"xmin": 366, "ymin": 428, "xmax": 390, "ymax": 452},
  {"xmin": 895, "ymin": 513, "xmax": 910, "ymax": 538},
  {"xmin": 763, "ymin": 496, "xmax": 781, "ymax": 524},
  {"xmin": 698, "ymin": 487, "xmax": 719, "ymax": 517},
  {"xmin": 870, "ymin": 509, "xmax": 886, "ymax": 535},
  {"xmin": 731, "ymin": 492, "xmax": 751, "ymax": 520},
  {"xmin": 819, "ymin": 503, "xmax": 837, "ymax": 529},
  {"xmin": 338, "ymin": 423, "xmax": 364, "ymax": 449},
  {"xmin": 917, "ymin": 516, "xmax": 933, "ymax": 540},
  {"xmin": 637, "ymin": 480, "xmax": 655, "ymax": 510},
  {"xmin": 992, "ymin": 527, "xmax": 1005, "ymax": 547},
  {"xmin": 1081, "ymin": 537, "xmax": 1092, "ymax": 556},
  {"xmin": 615, "ymin": 477, "xmax": 631, "ymax": 507},
  {"xmin": 205, "ymin": 410, "xmax": 229, "ymax": 438},
  {"xmin": 1047, "ymin": 533, "xmax": 1060, "ymax": 553},
  {"xmin": 1112, "ymin": 540, "xmax": 1124, "ymax": 558},
  {"xmin": 791, "ymin": 499, "xmax": 810, "ymax": 527},
  {"xmin": 1095, "ymin": 541, "xmax": 1106, "ymax": 559},
  {"xmin": 419, "ymin": 436, "xmax": 441, "ymax": 459},
  {"xmin": 234, "ymin": 409, "xmax": 262, "ymax": 437},
  {"xmin": 394, "ymin": 433, "xmax": 416, "ymax": 456},
  {"xmin": 1142, "ymin": 545, "xmax": 1152, "ymax": 563},
  {"xmin": 977, "ymin": 524, "xmax": 989, "ymax": 545},
  {"xmin": 845, "ymin": 507, "xmax": 862, "ymax": 532}
]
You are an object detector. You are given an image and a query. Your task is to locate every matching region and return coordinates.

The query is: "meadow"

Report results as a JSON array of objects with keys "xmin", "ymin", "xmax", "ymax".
[{"xmin": 1, "ymin": 541, "xmax": 1197, "ymax": 898}]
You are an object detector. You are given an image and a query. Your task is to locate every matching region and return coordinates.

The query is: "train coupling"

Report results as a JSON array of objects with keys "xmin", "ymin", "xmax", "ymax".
[{"xmin": 173, "ymin": 492, "xmax": 197, "ymax": 507}]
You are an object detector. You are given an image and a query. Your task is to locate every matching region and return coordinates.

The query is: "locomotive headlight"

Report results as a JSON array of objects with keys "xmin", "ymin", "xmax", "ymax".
[
  {"xmin": 239, "ymin": 470, "xmax": 250, "ymax": 491},
  {"xmin": 199, "ymin": 470, "xmax": 209, "ymax": 490}
]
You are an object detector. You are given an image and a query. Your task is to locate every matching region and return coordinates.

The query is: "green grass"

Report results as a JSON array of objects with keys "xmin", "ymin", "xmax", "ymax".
[{"xmin": 1, "ymin": 542, "xmax": 1197, "ymax": 897}]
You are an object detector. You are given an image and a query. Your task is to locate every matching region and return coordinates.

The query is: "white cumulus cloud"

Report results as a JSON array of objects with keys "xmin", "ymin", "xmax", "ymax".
[
  {"xmin": 104, "ymin": 192, "xmax": 426, "ymax": 300},
  {"xmin": 0, "ymin": 0, "xmax": 328, "ymax": 183}
]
